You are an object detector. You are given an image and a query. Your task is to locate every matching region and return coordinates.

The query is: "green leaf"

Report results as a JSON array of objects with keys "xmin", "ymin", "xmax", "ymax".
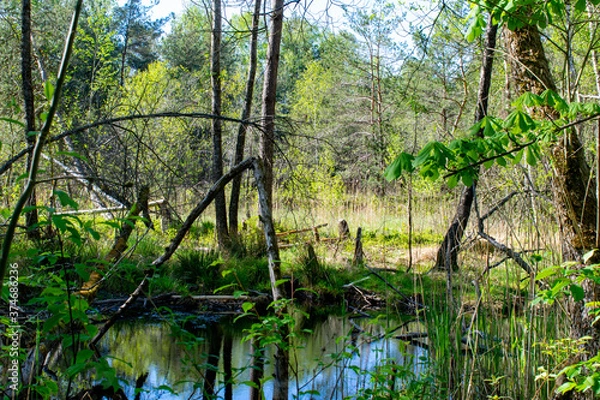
[
  {"xmin": 242, "ymin": 302, "xmax": 254, "ymax": 313},
  {"xmin": 275, "ymin": 279, "xmax": 289, "ymax": 287},
  {"xmin": 574, "ymin": 0, "xmax": 587, "ymax": 12},
  {"xmin": 55, "ymin": 151, "xmax": 89, "ymax": 162},
  {"xmin": 517, "ymin": 112, "xmax": 535, "ymax": 132},
  {"xmin": 0, "ymin": 117, "xmax": 25, "ymax": 127},
  {"xmin": 86, "ymin": 226, "xmax": 101, "ymax": 240},
  {"xmin": 515, "ymin": 92, "xmax": 542, "ymax": 108},
  {"xmin": 16, "ymin": 172, "xmax": 29, "ymax": 183},
  {"xmin": 54, "ymin": 189, "xmax": 79, "ymax": 210},
  {"xmin": 526, "ymin": 147, "xmax": 537, "ymax": 166},
  {"xmin": 385, "ymin": 152, "xmax": 414, "ymax": 181},
  {"xmin": 51, "ymin": 215, "xmax": 69, "ymax": 232},
  {"xmin": 76, "ymin": 349, "xmax": 95, "ymax": 364},
  {"xmin": 465, "ymin": 6, "xmax": 485, "ymax": 42},
  {"xmin": 74, "ymin": 263, "xmax": 91, "ymax": 281},
  {"xmin": 101, "ymin": 220, "xmax": 122, "ymax": 229},
  {"xmin": 570, "ymin": 284, "xmax": 585, "ymax": 302},
  {"xmin": 512, "ymin": 149, "xmax": 524, "ymax": 165},
  {"xmin": 447, "ymin": 174, "xmax": 459, "ymax": 189},
  {"xmin": 556, "ymin": 381, "xmax": 577, "ymax": 394},
  {"xmin": 44, "ymin": 80, "xmax": 55, "ymax": 101},
  {"xmin": 461, "ymin": 172, "xmax": 473, "ymax": 187},
  {"xmin": 482, "ymin": 118, "xmax": 497, "ymax": 137},
  {"xmin": 535, "ymin": 266, "xmax": 560, "ymax": 281}
]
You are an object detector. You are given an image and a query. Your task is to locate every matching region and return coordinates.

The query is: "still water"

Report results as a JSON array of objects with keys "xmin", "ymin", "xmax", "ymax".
[{"xmin": 99, "ymin": 313, "xmax": 427, "ymax": 399}]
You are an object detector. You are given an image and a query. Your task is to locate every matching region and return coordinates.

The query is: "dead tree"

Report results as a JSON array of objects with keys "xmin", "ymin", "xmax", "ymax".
[
  {"xmin": 78, "ymin": 186, "xmax": 150, "ymax": 300},
  {"xmin": 338, "ymin": 219, "xmax": 350, "ymax": 240},
  {"xmin": 353, "ymin": 227, "xmax": 364, "ymax": 266},
  {"xmin": 229, "ymin": 0, "xmax": 262, "ymax": 236}
]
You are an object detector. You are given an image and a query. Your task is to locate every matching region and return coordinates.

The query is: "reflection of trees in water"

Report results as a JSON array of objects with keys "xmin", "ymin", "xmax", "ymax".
[
  {"xmin": 100, "ymin": 315, "xmax": 424, "ymax": 398},
  {"xmin": 100, "ymin": 318, "xmax": 254, "ymax": 397}
]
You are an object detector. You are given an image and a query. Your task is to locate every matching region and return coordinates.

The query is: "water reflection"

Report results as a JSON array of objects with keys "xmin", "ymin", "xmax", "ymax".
[{"xmin": 99, "ymin": 314, "xmax": 427, "ymax": 399}]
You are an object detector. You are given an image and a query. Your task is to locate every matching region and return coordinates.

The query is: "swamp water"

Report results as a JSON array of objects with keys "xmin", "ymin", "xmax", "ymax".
[{"xmin": 98, "ymin": 314, "xmax": 427, "ymax": 399}]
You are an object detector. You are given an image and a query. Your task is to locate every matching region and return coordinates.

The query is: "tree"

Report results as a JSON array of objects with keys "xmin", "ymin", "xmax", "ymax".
[
  {"xmin": 21, "ymin": 0, "xmax": 40, "ymax": 238},
  {"xmin": 387, "ymin": 1, "xmax": 600, "ymax": 398},
  {"xmin": 211, "ymin": 0, "xmax": 229, "ymax": 248},
  {"xmin": 229, "ymin": 0, "xmax": 262, "ymax": 237},
  {"xmin": 502, "ymin": 16, "xmax": 598, "ymax": 400},
  {"xmin": 260, "ymin": 0, "xmax": 285, "ymax": 210},
  {"xmin": 345, "ymin": 0, "xmax": 403, "ymax": 194},
  {"xmin": 160, "ymin": 5, "xmax": 210, "ymax": 72},
  {"xmin": 0, "ymin": 0, "xmax": 83, "ymax": 291},
  {"xmin": 435, "ymin": 19, "xmax": 498, "ymax": 270},
  {"xmin": 113, "ymin": 0, "xmax": 169, "ymax": 85},
  {"xmin": 64, "ymin": 0, "xmax": 120, "ymax": 118}
]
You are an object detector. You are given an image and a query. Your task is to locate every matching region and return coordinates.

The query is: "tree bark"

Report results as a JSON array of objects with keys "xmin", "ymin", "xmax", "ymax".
[
  {"xmin": 504, "ymin": 22, "xmax": 598, "ymax": 400},
  {"xmin": 260, "ymin": 0, "xmax": 285, "ymax": 209},
  {"xmin": 211, "ymin": 0, "xmax": 229, "ymax": 249},
  {"xmin": 435, "ymin": 20, "xmax": 498, "ymax": 270},
  {"xmin": 251, "ymin": 158, "xmax": 288, "ymax": 400},
  {"xmin": 21, "ymin": 0, "xmax": 40, "ymax": 239},
  {"xmin": 504, "ymin": 24, "xmax": 597, "ymax": 258},
  {"xmin": 0, "ymin": 0, "xmax": 83, "ymax": 289},
  {"xmin": 229, "ymin": 0, "xmax": 262, "ymax": 236}
]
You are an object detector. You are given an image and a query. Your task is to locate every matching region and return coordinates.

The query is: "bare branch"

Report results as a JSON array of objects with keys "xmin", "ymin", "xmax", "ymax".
[{"xmin": 0, "ymin": 112, "xmax": 262, "ymax": 176}]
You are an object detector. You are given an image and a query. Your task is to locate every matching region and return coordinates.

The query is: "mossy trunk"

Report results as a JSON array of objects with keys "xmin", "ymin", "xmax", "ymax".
[
  {"xmin": 78, "ymin": 185, "xmax": 150, "ymax": 300},
  {"xmin": 505, "ymin": 23, "xmax": 599, "ymax": 400}
]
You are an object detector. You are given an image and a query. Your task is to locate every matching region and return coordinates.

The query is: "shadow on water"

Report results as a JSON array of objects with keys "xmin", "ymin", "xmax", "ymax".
[{"xmin": 99, "ymin": 313, "xmax": 427, "ymax": 399}]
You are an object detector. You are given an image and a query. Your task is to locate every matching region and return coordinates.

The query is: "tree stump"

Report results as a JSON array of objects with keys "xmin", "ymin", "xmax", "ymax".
[
  {"xmin": 304, "ymin": 242, "xmax": 320, "ymax": 285},
  {"xmin": 353, "ymin": 227, "xmax": 364, "ymax": 266},
  {"xmin": 338, "ymin": 219, "xmax": 350, "ymax": 240},
  {"xmin": 157, "ymin": 200, "xmax": 173, "ymax": 232}
]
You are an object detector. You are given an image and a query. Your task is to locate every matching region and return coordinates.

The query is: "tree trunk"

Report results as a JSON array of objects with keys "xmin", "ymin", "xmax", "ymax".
[
  {"xmin": 260, "ymin": 0, "xmax": 285, "ymax": 209},
  {"xmin": 0, "ymin": 0, "xmax": 83, "ymax": 289},
  {"xmin": 21, "ymin": 0, "xmax": 40, "ymax": 239},
  {"xmin": 229, "ymin": 0, "xmax": 261, "ymax": 237},
  {"xmin": 435, "ymin": 20, "xmax": 498, "ymax": 270},
  {"xmin": 251, "ymin": 158, "xmax": 288, "ymax": 400},
  {"xmin": 78, "ymin": 185, "xmax": 150, "ymax": 300},
  {"xmin": 211, "ymin": 0, "xmax": 229, "ymax": 249},
  {"xmin": 119, "ymin": 2, "xmax": 132, "ymax": 86},
  {"xmin": 504, "ymin": 24, "xmax": 597, "ymax": 257},
  {"xmin": 203, "ymin": 325, "xmax": 222, "ymax": 399},
  {"xmin": 504, "ymin": 22, "xmax": 598, "ymax": 400}
]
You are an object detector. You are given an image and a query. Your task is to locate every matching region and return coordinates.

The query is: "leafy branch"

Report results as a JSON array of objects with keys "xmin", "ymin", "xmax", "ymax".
[
  {"xmin": 385, "ymin": 89, "xmax": 600, "ymax": 187},
  {"xmin": 0, "ymin": 0, "xmax": 83, "ymax": 289}
]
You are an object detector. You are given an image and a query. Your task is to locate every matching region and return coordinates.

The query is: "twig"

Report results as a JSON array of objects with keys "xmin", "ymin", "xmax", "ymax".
[{"xmin": 480, "ymin": 191, "xmax": 520, "ymax": 221}]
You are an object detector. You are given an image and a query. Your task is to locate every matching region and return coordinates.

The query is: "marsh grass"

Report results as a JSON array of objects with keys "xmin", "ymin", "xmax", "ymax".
[{"xmin": 7, "ymin": 181, "xmax": 574, "ymax": 399}]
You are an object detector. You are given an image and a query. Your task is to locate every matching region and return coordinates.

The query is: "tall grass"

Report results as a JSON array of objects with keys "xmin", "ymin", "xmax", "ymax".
[{"xmin": 10, "ymin": 173, "xmax": 573, "ymax": 399}]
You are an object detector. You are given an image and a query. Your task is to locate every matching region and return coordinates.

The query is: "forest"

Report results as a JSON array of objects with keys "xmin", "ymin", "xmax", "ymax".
[{"xmin": 2, "ymin": 0, "xmax": 600, "ymax": 399}]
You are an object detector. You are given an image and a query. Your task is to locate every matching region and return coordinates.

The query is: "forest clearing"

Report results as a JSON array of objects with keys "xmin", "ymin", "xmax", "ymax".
[{"xmin": 2, "ymin": 0, "xmax": 600, "ymax": 399}]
